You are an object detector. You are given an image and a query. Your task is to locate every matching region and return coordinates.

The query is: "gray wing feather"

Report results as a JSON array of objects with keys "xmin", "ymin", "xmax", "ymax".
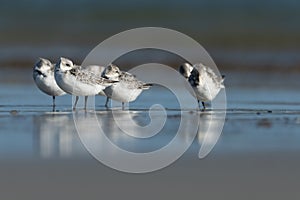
[
  {"xmin": 119, "ymin": 71, "xmax": 150, "ymax": 89},
  {"xmin": 72, "ymin": 68, "xmax": 116, "ymax": 86},
  {"xmin": 193, "ymin": 64, "xmax": 224, "ymax": 88}
]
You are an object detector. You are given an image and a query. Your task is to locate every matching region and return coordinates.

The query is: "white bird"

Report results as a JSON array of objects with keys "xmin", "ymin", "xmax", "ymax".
[
  {"xmin": 179, "ymin": 63, "xmax": 225, "ymax": 110},
  {"xmin": 101, "ymin": 64, "xmax": 152, "ymax": 110},
  {"xmin": 33, "ymin": 58, "xmax": 66, "ymax": 111},
  {"xmin": 54, "ymin": 57, "xmax": 117, "ymax": 111}
]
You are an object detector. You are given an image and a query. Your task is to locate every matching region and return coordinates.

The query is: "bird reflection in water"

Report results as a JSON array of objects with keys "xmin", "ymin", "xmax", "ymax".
[
  {"xmin": 33, "ymin": 111, "xmax": 222, "ymax": 159},
  {"xmin": 33, "ymin": 113, "xmax": 83, "ymax": 158},
  {"xmin": 197, "ymin": 113, "xmax": 223, "ymax": 158}
]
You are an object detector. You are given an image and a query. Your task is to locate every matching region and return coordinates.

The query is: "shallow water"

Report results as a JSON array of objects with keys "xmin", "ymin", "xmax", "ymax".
[{"xmin": 1, "ymin": 69, "xmax": 300, "ymax": 158}]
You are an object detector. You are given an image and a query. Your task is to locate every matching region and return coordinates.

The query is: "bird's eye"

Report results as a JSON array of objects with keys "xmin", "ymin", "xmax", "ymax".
[{"xmin": 66, "ymin": 63, "xmax": 70, "ymax": 67}]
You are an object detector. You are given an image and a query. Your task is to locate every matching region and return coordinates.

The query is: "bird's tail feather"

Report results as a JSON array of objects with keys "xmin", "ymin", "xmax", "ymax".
[{"xmin": 141, "ymin": 83, "xmax": 153, "ymax": 89}]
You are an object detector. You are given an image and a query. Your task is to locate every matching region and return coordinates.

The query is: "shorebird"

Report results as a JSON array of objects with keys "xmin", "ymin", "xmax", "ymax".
[
  {"xmin": 101, "ymin": 64, "xmax": 152, "ymax": 110},
  {"xmin": 33, "ymin": 58, "xmax": 66, "ymax": 111},
  {"xmin": 179, "ymin": 63, "xmax": 225, "ymax": 110},
  {"xmin": 54, "ymin": 57, "xmax": 117, "ymax": 110}
]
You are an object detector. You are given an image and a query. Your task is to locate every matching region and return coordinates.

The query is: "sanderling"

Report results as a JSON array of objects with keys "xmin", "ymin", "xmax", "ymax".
[
  {"xmin": 33, "ymin": 58, "xmax": 66, "ymax": 111},
  {"xmin": 101, "ymin": 64, "xmax": 152, "ymax": 110},
  {"xmin": 54, "ymin": 57, "xmax": 117, "ymax": 110},
  {"xmin": 179, "ymin": 63, "xmax": 225, "ymax": 110}
]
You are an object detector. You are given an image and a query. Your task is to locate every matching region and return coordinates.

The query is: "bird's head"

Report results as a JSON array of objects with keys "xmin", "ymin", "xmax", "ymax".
[
  {"xmin": 102, "ymin": 64, "xmax": 121, "ymax": 81},
  {"xmin": 56, "ymin": 57, "xmax": 74, "ymax": 72},
  {"xmin": 179, "ymin": 63, "xmax": 193, "ymax": 79},
  {"xmin": 34, "ymin": 57, "xmax": 53, "ymax": 72}
]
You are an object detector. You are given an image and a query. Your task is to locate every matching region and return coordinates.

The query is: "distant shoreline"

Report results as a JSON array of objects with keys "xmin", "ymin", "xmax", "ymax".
[{"xmin": 1, "ymin": 47, "xmax": 300, "ymax": 72}]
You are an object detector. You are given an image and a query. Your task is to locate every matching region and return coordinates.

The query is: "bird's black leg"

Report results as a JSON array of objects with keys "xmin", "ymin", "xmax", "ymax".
[
  {"xmin": 52, "ymin": 96, "xmax": 56, "ymax": 112},
  {"xmin": 122, "ymin": 102, "xmax": 125, "ymax": 110},
  {"xmin": 84, "ymin": 96, "xmax": 88, "ymax": 111},
  {"xmin": 202, "ymin": 101, "xmax": 206, "ymax": 111},
  {"xmin": 73, "ymin": 96, "xmax": 79, "ymax": 111},
  {"xmin": 105, "ymin": 97, "xmax": 110, "ymax": 108}
]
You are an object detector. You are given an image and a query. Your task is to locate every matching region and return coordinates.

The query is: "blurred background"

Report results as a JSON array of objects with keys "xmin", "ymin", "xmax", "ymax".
[{"xmin": 1, "ymin": 0, "xmax": 299, "ymax": 70}]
